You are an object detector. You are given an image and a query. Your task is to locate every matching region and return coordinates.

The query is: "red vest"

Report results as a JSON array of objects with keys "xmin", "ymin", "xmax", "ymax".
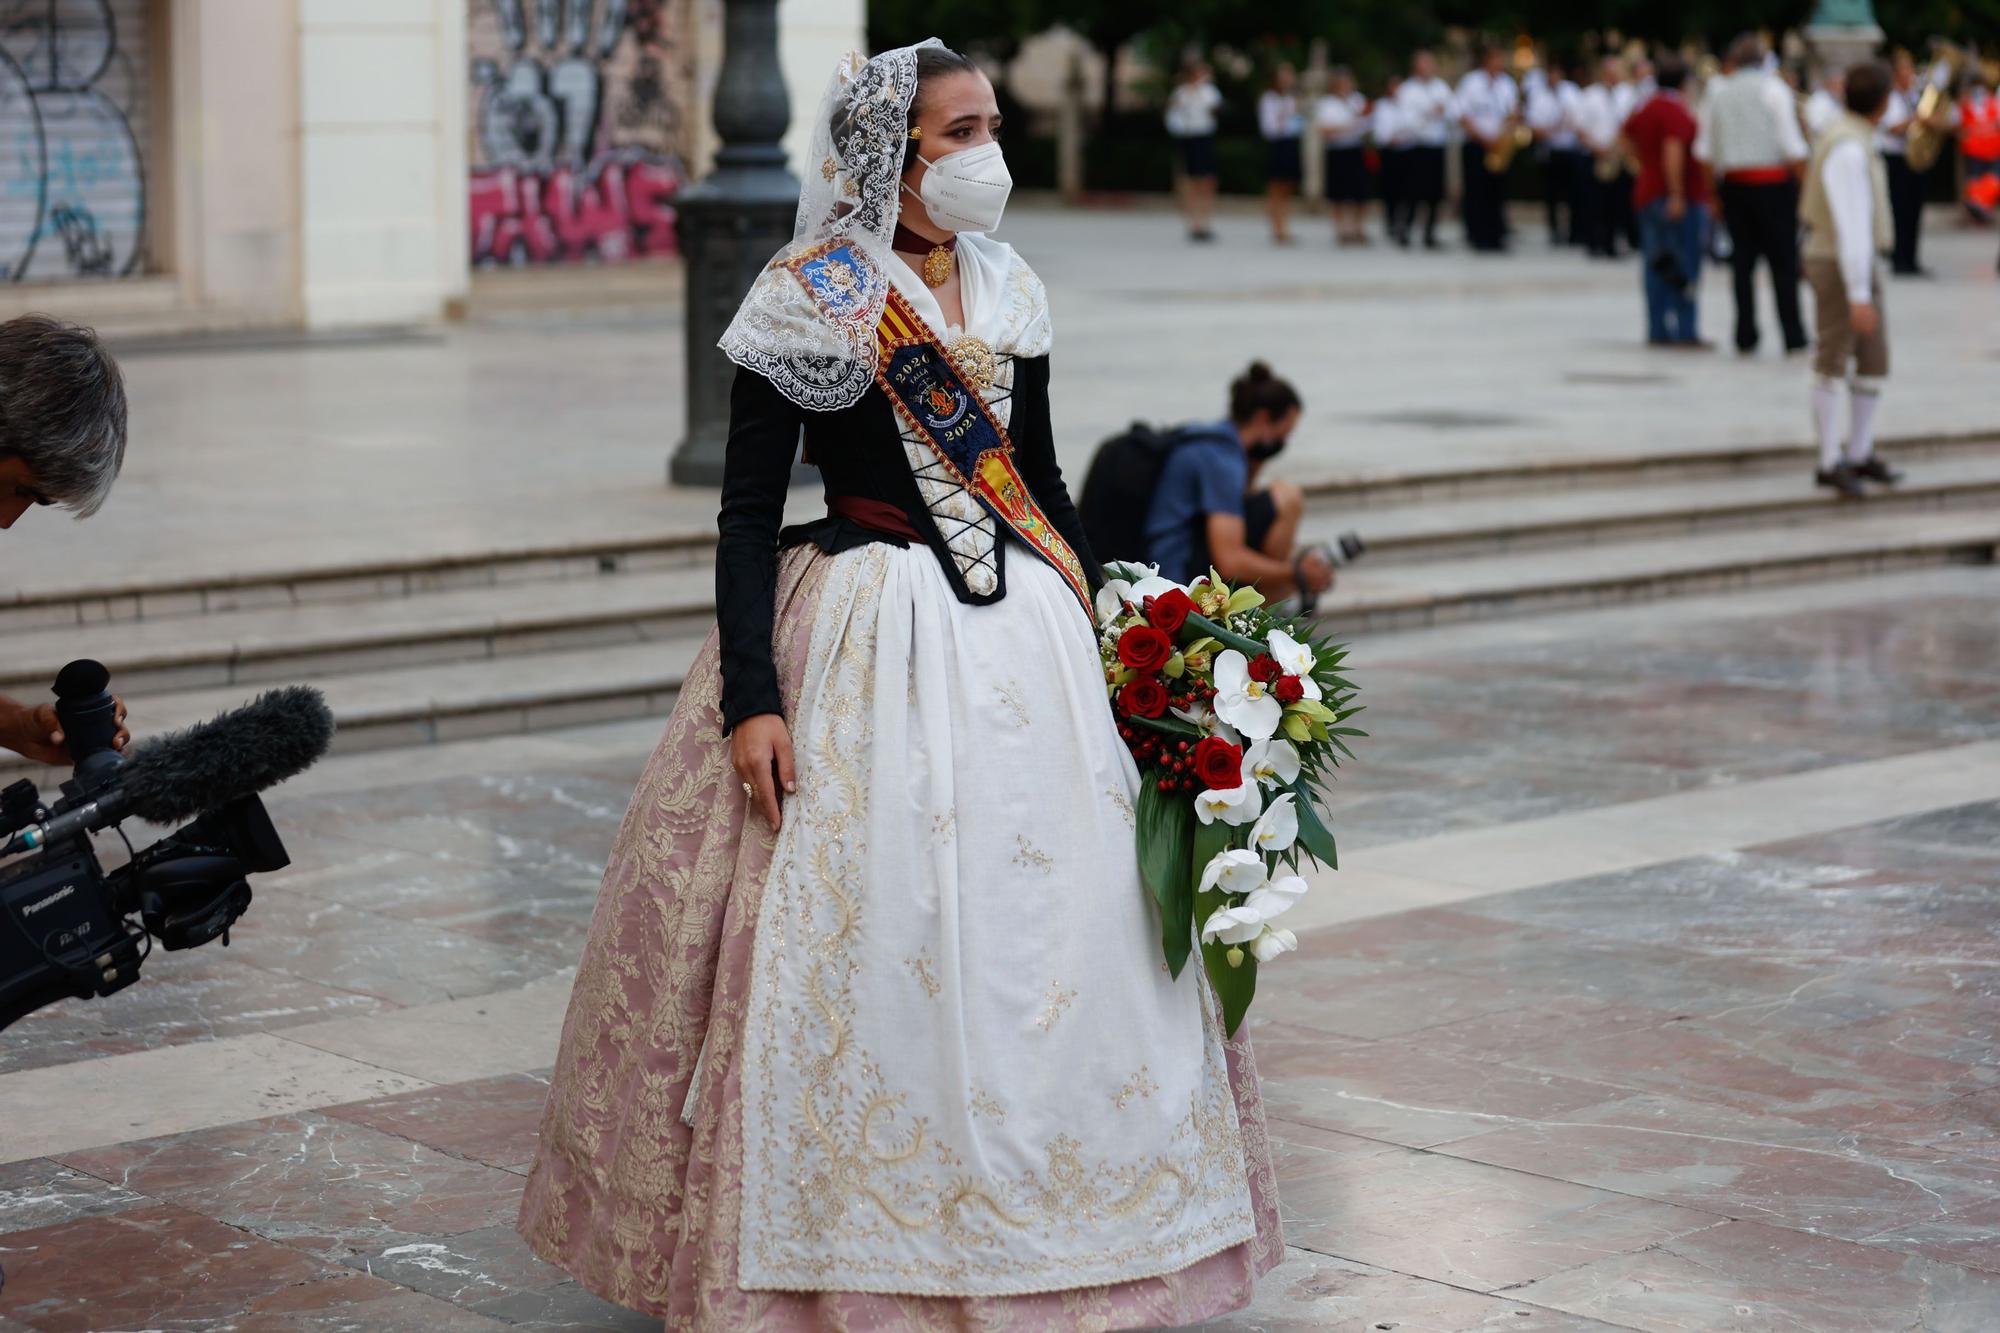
[{"xmin": 1963, "ymin": 95, "xmax": 2000, "ymax": 162}]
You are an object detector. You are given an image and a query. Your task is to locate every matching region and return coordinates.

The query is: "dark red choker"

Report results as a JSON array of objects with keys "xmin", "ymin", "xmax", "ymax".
[{"xmin": 893, "ymin": 223, "xmax": 956, "ymax": 287}]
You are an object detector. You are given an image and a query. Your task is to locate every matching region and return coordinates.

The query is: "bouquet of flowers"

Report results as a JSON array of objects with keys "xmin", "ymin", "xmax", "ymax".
[{"xmin": 1097, "ymin": 562, "xmax": 1364, "ymax": 1035}]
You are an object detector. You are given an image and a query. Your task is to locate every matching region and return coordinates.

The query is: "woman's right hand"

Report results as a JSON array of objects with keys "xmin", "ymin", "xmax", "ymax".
[{"xmin": 732, "ymin": 713, "xmax": 796, "ymax": 831}]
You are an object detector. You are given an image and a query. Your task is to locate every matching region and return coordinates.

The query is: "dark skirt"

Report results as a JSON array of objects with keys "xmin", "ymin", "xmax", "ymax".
[
  {"xmin": 1264, "ymin": 135, "xmax": 1303, "ymax": 183},
  {"xmin": 1323, "ymin": 144, "xmax": 1369, "ymax": 202},
  {"xmin": 1177, "ymin": 134, "xmax": 1218, "ymax": 179}
]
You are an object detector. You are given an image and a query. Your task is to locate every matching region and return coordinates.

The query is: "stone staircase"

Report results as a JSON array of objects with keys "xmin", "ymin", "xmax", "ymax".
[{"xmin": 4, "ymin": 433, "xmax": 1995, "ymax": 777}]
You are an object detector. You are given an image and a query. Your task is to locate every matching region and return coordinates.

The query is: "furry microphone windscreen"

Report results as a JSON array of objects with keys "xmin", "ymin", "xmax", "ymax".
[{"xmin": 118, "ymin": 686, "xmax": 336, "ymax": 826}]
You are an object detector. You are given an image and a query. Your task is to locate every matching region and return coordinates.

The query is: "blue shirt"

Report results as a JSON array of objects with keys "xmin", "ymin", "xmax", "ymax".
[{"xmin": 1144, "ymin": 421, "xmax": 1247, "ymax": 584}]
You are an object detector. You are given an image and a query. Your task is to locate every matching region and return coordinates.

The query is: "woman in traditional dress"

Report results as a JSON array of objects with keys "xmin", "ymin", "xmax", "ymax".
[{"xmin": 516, "ymin": 40, "xmax": 1282, "ymax": 1331}]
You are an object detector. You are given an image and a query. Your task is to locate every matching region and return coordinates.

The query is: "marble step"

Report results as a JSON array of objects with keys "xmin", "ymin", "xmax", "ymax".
[
  {"xmin": 1326, "ymin": 452, "xmax": 2000, "ymax": 563},
  {"xmin": 6, "ymin": 432, "xmax": 1994, "ymax": 634},
  {"xmin": 4, "ymin": 496, "xmax": 1996, "ymax": 702},
  {"xmin": 0, "ymin": 564, "xmax": 720, "ymax": 696},
  {"xmin": 1, "ymin": 507, "xmax": 1990, "ymax": 785}
]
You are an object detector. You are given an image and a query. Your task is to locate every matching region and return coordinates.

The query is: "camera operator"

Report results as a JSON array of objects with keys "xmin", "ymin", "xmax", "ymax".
[
  {"xmin": 1142, "ymin": 361, "xmax": 1335, "ymax": 600},
  {"xmin": 0, "ymin": 314, "xmax": 130, "ymax": 766}
]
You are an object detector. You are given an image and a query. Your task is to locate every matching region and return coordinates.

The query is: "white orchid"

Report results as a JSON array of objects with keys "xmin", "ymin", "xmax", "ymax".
[
  {"xmin": 1193, "ymin": 780, "xmax": 1262, "ymax": 827},
  {"xmin": 1199, "ymin": 874, "xmax": 1308, "ymax": 945},
  {"xmin": 1249, "ymin": 792, "xmax": 1299, "ymax": 855},
  {"xmin": 1171, "ymin": 699, "xmax": 1242, "ymax": 745},
  {"xmin": 1213, "ymin": 650, "xmax": 1283, "ymax": 740},
  {"xmin": 1250, "ymin": 927, "xmax": 1299, "ymax": 962},
  {"xmin": 1265, "ymin": 628, "xmax": 1323, "ymax": 701},
  {"xmin": 1198, "ymin": 847, "xmax": 1266, "ymax": 897},
  {"xmin": 1242, "ymin": 738, "xmax": 1300, "ymax": 788},
  {"xmin": 1096, "ymin": 566, "xmax": 1187, "ymax": 626}
]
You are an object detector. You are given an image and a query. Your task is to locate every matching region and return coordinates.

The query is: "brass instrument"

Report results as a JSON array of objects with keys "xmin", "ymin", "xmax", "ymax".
[
  {"xmin": 1485, "ymin": 120, "xmax": 1533, "ymax": 173},
  {"xmin": 1906, "ymin": 48, "xmax": 1962, "ymax": 173},
  {"xmin": 1593, "ymin": 143, "xmax": 1640, "ymax": 182}
]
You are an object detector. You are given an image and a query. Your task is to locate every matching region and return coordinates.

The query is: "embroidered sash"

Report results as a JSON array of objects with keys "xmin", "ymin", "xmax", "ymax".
[{"xmin": 789, "ymin": 239, "xmax": 1092, "ymax": 614}]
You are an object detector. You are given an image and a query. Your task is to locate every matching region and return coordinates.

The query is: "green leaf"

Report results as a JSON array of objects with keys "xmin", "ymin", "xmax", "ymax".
[
  {"xmin": 1137, "ymin": 772, "xmax": 1192, "ymax": 912},
  {"xmin": 1291, "ymin": 782, "xmax": 1339, "ymax": 870},
  {"xmin": 1197, "ymin": 890, "xmax": 1259, "ymax": 1037},
  {"xmin": 1129, "ymin": 713, "xmax": 1203, "ymax": 739},
  {"xmin": 1183, "ymin": 611, "xmax": 1265, "ymax": 658},
  {"xmin": 1178, "ymin": 817, "xmax": 1232, "ymax": 979}
]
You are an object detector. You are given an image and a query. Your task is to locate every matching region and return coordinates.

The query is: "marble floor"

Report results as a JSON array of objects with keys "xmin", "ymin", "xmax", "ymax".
[{"xmin": 2, "ymin": 567, "xmax": 1998, "ymax": 1330}]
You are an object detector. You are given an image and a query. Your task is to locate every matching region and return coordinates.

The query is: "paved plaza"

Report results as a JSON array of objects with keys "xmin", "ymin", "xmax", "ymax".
[
  {"xmin": 18, "ymin": 204, "xmax": 1999, "ymax": 597},
  {"xmin": 2, "ymin": 209, "xmax": 1999, "ymax": 1330}
]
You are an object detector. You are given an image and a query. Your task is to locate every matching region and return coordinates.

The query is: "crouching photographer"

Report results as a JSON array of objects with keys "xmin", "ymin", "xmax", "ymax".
[
  {"xmin": 0, "ymin": 313, "xmax": 130, "ymax": 767},
  {"xmin": 1080, "ymin": 361, "xmax": 1363, "ymax": 612}
]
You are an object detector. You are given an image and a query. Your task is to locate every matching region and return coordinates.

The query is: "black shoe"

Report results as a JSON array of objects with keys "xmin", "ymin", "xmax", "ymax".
[
  {"xmin": 1816, "ymin": 465, "xmax": 1867, "ymax": 501},
  {"xmin": 1852, "ymin": 457, "xmax": 1904, "ymax": 486},
  {"xmin": 1892, "ymin": 265, "xmax": 1933, "ymax": 278}
]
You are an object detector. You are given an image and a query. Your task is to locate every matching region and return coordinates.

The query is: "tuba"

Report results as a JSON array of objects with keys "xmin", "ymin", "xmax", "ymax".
[{"xmin": 1906, "ymin": 46, "xmax": 1963, "ymax": 172}]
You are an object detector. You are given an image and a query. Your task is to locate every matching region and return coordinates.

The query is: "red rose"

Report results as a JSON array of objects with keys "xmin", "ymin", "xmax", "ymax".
[
  {"xmin": 1247, "ymin": 653, "xmax": 1283, "ymax": 684},
  {"xmin": 1273, "ymin": 675, "xmax": 1306, "ymax": 705},
  {"xmin": 1146, "ymin": 588, "xmax": 1197, "ymax": 636},
  {"xmin": 1191, "ymin": 736, "xmax": 1243, "ymax": 791},
  {"xmin": 1118, "ymin": 678, "xmax": 1168, "ymax": 719},
  {"xmin": 1117, "ymin": 625, "xmax": 1173, "ymax": 674}
]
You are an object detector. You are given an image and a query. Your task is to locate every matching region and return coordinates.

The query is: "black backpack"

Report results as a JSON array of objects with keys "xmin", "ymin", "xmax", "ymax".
[{"xmin": 1079, "ymin": 422, "xmax": 1183, "ymax": 567}]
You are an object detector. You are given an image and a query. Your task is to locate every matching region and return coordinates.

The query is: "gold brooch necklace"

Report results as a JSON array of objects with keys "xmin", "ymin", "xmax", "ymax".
[{"xmin": 893, "ymin": 221, "xmax": 956, "ymax": 288}]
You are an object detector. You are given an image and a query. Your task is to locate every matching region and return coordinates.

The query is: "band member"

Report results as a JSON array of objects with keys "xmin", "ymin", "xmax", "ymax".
[
  {"xmin": 1878, "ymin": 52, "xmax": 1952, "ymax": 277},
  {"xmin": 1259, "ymin": 62, "xmax": 1306, "ymax": 244},
  {"xmin": 1167, "ymin": 57, "xmax": 1224, "ymax": 241},
  {"xmin": 1376, "ymin": 73, "xmax": 1412, "ymax": 244},
  {"xmin": 1457, "ymin": 43, "xmax": 1520, "ymax": 252},
  {"xmin": 517, "ymin": 40, "xmax": 1279, "ymax": 1329},
  {"xmin": 1396, "ymin": 50, "xmax": 1455, "ymax": 249},
  {"xmin": 1694, "ymin": 33, "xmax": 1811, "ymax": 354},
  {"xmin": 1317, "ymin": 66, "xmax": 1372, "ymax": 245},
  {"xmin": 1527, "ymin": 59, "xmax": 1585, "ymax": 246},
  {"xmin": 1802, "ymin": 60, "xmax": 1901, "ymax": 499},
  {"xmin": 1576, "ymin": 56, "xmax": 1629, "ymax": 258}
]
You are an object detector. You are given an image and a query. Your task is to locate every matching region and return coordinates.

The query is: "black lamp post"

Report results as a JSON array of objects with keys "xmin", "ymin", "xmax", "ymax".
[{"xmin": 670, "ymin": 0, "xmax": 799, "ymax": 486}]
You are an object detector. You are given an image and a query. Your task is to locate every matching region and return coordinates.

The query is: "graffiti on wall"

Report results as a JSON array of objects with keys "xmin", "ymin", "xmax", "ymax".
[
  {"xmin": 468, "ymin": 0, "xmax": 692, "ymax": 267},
  {"xmin": 0, "ymin": 0, "xmax": 148, "ymax": 282}
]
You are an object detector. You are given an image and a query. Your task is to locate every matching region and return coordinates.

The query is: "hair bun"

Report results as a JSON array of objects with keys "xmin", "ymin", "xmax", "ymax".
[{"xmin": 1244, "ymin": 361, "xmax": 1273, "ymax": 383}]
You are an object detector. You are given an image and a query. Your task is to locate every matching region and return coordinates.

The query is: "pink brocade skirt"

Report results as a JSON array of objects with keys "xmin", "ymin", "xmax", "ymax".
[{"xmin": 516, "ymin": 546, "xmax": 1284, "ymax": 1330}]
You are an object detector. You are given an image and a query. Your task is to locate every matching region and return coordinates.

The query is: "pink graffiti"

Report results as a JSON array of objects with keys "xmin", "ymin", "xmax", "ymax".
[{"xmin": 470, "ymin": 152, "xmax": 681, "ymax": 266}]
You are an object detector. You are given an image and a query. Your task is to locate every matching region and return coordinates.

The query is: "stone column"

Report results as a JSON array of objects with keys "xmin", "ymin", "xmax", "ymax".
[
  {"xmin": 669, "ymin": 0, "xmax": 800, "ymax": 487},
  {"xmin": 1804, "ymin": 0, "xmax": 1883, "ymax": 79}
]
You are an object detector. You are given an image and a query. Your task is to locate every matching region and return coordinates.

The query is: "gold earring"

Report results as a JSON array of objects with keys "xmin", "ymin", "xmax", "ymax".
[{"xmin": 908, "ymin": 126, "xmax": 923, "ymax": 141}]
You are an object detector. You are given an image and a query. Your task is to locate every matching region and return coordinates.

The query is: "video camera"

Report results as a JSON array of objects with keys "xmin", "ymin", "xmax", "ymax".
[
  {"xmin": 0, "ymin": 660, "xmax": 333, "ymax": 1031},
  {"xmin": 1298, "ymin": 532, "xmax": 1366, "ymax": 616}
]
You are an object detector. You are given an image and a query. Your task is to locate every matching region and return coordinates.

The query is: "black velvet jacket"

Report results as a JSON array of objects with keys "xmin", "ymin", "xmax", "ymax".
[{"xmin": 716, "ymin": 358, "xmax": 1102, "ymax": 733}]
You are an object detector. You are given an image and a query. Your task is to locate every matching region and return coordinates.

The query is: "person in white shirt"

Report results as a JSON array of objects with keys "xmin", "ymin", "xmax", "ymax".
[
  {"xmin": 1456, "ymin": 44, "xmax": 1520, "ymax": 252},
  {"xmin": 1317, "ymin": 67, "xmax": 1372, "ymax": 245},
  {"xmin": 1527, "ymin": 60, "xmax": 1584, "ymax": 246},
  {"xmin": 1575, "ymin": 56, "xmax": 1629, "ymax": 257},
  {"xmin": 1374, "ymin": 74, "xmax": 1411, "ymax": 244},
  {"xmin": 1165, "ymin": 58, "xmax": 1224, "ymax": 242},
  {"xmin": 1693, "ymin": 33, "xmax": 1811, "ymax": 353},
  {"xmin": 1804, "ymin": 72, "xmax": 1844, "ymax": 140},
  {"xmin": 1800, "ymin": 60, "xmax": 1901, "ymax": 499},
  {"xmin": 1395, "ymin": 49, "xmax": 1455, "ymax": 249},
  {"xmin": 1878, "ymin": 51, "xmax": 1953, "ymax": 276},
  {"xmin": 1259, "ymin": 62, "xmax": 1306, "ymax": 244}
]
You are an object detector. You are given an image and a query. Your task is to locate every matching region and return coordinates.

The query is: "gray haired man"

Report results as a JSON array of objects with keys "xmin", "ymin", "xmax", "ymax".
[{"xmin": 0, "ymin": 314, "xmax": 130, "ymax": 764}]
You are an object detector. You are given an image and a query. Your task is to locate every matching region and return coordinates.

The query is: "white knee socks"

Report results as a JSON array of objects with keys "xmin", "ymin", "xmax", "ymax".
[
  {"xmin": 1812, "ymin": 377, "xmax": 1844, "ymax": 471},
  {"xmin": 1847, "ymin": 378, "xmax": 1883, "ymax": 464}
]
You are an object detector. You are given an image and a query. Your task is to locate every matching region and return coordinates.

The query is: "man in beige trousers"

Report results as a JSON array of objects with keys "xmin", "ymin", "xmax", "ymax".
[{"xmin": 1800, "ymin": 60, "xmax": 1903, "ymax": 500}]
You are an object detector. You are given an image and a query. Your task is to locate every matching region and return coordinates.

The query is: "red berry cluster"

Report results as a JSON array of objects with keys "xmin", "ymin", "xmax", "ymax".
[{"xmin": 1114, "ymin": 679, "xmax": 1221, "ymax": 793}]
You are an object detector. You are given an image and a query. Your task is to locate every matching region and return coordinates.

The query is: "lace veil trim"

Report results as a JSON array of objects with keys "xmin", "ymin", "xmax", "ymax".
[{"xmin": 717, "ymin": 40, "xmax": 942, "ymax": 412}]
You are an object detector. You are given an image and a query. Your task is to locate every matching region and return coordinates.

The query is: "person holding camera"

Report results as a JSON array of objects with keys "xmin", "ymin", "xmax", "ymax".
[
  {"xmin": 1142, "ymin": 361, "xmax": 1334, "ymax": 601},
  {"xmin": 0, "ymin": 314, "xmax": 131, "ymax": 764},
  {"xmin": 1626, "ymin": 56, "xmax": 1711, "ymax": 348}
]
